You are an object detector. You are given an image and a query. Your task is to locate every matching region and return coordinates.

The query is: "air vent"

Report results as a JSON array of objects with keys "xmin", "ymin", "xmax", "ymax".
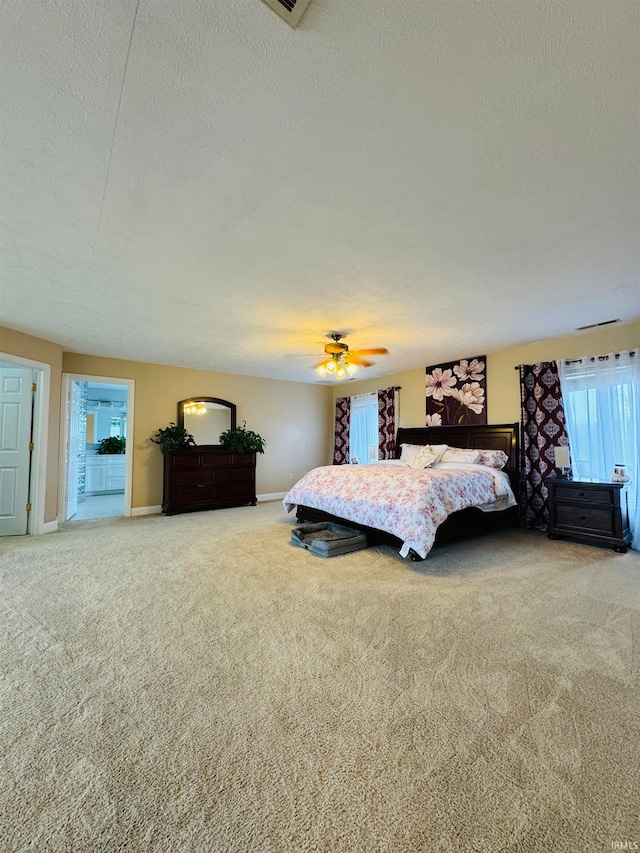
[
  {"xmin": 575, "ymin": 319, "xmax": 620, "ymax": 331},
  {"xmin": 260, "ymin": 0, "xmax": 312, "ymax": 28}
]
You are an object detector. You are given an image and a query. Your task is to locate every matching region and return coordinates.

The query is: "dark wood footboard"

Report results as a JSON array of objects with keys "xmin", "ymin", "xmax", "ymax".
[{"xmin": 295, "ymin": 502, "xmax": 518, "ymax": 559}]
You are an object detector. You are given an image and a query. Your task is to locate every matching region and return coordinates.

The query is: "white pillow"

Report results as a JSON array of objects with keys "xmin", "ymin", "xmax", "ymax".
[
  {"xmin": 406, "ymin": 446, "xmax": 439, "ymax": 469},
  {"xmin": 440, "ymin": 447, "xmax": 481, "ymax": 464},
  {"xmin": 400, "ymin": 443, "xmax": 425, "ymax": 463}
]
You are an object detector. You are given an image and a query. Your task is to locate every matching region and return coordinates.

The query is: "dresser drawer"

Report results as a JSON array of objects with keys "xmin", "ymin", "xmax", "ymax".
[
  {"xmin": 552, "ymin": 484, "xmax": 614, "ymax": 505},
  {"xmin": 170, "ymin": 454, "xmax": 202, "ymax": 470},
  {"xmin": 172, "ymin": 484, "xmax": 215, "ymax": 505},
  {"xmin": 217, "ymin": 467, "xmax": 254, "ymax": 485},
  {"xmin": 174, "ymin": 469, "xmax": 215, "ymax": 487},
  {"xmin": 230, "ymin": 453, "xmax": 256, "ymax": 467},
  {"xmin": 200, "ymin": 452, "xmax": 233, "ymax": 467},
  {"xmin": 218, "ymin": 480, "xmax": 255, "ymax": 500},
  {"xmin": 553, "ymin": 504, "xmax": 615, "ymax": 535}
]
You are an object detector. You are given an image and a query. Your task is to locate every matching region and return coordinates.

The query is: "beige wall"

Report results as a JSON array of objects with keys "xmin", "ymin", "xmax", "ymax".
[
  {"xmin": 0, "ymin": 326, "xmax": 64, "ymax": 522},
  {"xmin": 62, "ymin": 353, "xmax": 334, "ymax": 510},
  {"xmin": 333, "ymin": 320, "xmax": 640, "ymax": 427},
  {"xmin": 1, "ymin": 320, "xmax": 637, "ymax": 524}
]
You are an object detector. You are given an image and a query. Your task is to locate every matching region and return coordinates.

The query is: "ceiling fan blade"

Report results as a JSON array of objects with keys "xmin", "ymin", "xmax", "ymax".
[
  {"xmin": 350, "ymin": 347, "xmax": 389, "ymax": 357},
  {"xmin": 346, "ymin": 355, "xmax": 374, "ymax": 367},
  {"xmin": 313, "ymin": 358, "xmax": 331, "ymax": 369}
]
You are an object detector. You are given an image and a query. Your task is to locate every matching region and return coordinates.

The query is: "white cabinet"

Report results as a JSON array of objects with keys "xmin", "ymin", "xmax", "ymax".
[
  {"xmin": 86, "ymin": 458, "xmax": 107, "ymax": 493},
  {"xmin": 85, "ymin": 455, "xmax": 126, "ymax": 494},
  {"xmin": 106, "ymin": 455, "xmax": 126, "ymax": 491}
]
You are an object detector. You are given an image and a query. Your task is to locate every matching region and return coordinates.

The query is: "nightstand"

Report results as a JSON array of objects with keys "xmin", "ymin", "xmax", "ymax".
[{"xmin": 546, "ymin": 478, "xmax": 632, "ymax": 553}]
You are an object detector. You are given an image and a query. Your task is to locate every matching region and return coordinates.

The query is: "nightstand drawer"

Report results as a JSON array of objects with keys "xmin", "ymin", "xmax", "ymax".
[
  {"xmin": 552, "ymin": 484, "xmax": 614, "ymax": 505},
  {"xmin": 553, "ymin": 504, "xmax": 615, "ymax": 535}
]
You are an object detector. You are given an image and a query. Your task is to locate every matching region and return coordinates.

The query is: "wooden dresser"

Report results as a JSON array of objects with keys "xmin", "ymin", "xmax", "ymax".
[
  {"xmin": 163, "ymin": 446, "xmax": 257, "ymax": 516},
  {"xmin": 546, "ymin": 477, "xmax": 632, "ymax": 553}
]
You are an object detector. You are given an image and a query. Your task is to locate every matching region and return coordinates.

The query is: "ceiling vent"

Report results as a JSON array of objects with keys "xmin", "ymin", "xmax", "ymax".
[
  {"xmin": 575, "ymin": 319, "xmax": 620, "ymax": 331},
  {"xmin": 260, "ymin": 0, "xmax": 312, "ymax": 28}
]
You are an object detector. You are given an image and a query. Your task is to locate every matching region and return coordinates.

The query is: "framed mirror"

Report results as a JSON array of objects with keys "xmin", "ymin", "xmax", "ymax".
[{"xmin": 177, "ymin": 397, "xmax": 236, "ymax": 446}]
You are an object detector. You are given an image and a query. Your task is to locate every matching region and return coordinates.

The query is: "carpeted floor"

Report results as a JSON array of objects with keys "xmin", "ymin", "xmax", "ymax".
[{"xmin": 1, "ymin": 502, "xmax": 638, "ymax": 852}]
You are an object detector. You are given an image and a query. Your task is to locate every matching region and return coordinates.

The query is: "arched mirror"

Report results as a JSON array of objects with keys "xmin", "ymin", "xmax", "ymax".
[{"xmin": 177, "ymin": 397, "xmax": 236, "ymax": 446}]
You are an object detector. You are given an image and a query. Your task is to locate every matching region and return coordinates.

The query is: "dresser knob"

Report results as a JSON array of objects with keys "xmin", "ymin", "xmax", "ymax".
[
  {"xmin": 580, "ymin": 515, "xmax": 586, "ymax": 520},
  {"xmin": 578, "ymin": 491, "xmax": 585, "ymax": 497}
]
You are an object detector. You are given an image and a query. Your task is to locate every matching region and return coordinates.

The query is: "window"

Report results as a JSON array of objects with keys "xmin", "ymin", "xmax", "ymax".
[
  {"xmin": 110, "ymin": 416, "xmax": 126, "ymax": 437},
  {"xmin": 349, "ymin": 393, "xmax": 378, "ymax": 464}
]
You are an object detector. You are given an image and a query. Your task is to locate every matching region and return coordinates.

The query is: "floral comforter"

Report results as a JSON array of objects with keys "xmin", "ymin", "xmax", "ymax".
[{"xmin": 282, "ymin": 461, "xmax": 516, "ymax": 559}]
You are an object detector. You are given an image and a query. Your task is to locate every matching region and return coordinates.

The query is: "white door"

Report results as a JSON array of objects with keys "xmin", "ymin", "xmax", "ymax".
[
  {"xmin": 66, "ymin": 380, "xmax": 83, "ymax": 520},
  {"xmin": 0, "ymin": 365, "xmax": 33, "ymax": 536}
]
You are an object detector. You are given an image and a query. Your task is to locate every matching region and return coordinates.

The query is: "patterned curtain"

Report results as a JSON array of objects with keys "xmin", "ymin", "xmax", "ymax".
[
  {"xmin": 377, "ymin": 387, "xmax": 396, "ymax": 460},
  {"xmin": 333, "ymin": 396, "xmax": 350, "ymax": 464},
  {"xmin": 518, "ymin": 362, "xmax": 569, "ymax": 530}
]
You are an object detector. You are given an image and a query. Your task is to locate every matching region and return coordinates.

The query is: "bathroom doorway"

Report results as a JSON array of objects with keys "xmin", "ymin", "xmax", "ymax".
[{"xmin": 61, "ymin": 374, "xmax": 134, "ymax": 522}]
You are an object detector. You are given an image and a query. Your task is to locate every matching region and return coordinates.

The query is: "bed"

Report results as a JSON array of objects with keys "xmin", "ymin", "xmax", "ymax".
[{"xmin": 283, "ymin": 423, "xmax": 520, "ymax": 560}]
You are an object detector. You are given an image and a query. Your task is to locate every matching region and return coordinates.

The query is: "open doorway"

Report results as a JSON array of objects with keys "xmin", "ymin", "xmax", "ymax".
[{"xmin": 61, "ymin": 374, "xmax": 134, "ymax": 522}]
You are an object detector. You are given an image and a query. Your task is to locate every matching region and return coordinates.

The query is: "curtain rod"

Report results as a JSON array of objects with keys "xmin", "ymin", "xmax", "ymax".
[
  {"xmin": 562, "ymin": 351, "xmax": 636, "ymax": 365},
  {"xmin": 514, "ymin": 350, "xmax": 636, "ymax": 369}
]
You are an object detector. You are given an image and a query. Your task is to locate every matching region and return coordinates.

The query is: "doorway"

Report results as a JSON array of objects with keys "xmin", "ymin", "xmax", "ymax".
[
  {"xmin": 61, "ymin": 374, "xmax": 134, "ymax": 522},
  {"xmin": 0, "ymin": 353, "xmax": 50, "ymax": 536}
]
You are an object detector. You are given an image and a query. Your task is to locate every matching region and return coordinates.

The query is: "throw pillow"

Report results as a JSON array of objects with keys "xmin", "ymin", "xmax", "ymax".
[
  {"xmin": 406, "ymin": 446, "xmax": 439, "ymax": 469},
  {"xmin": 477, "ymin": 449, "xmax": 509, "ymax": 469}
]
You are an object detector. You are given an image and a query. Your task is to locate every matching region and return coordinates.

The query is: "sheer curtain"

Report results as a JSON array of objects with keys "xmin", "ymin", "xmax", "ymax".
[
  {"xmin": 349, "ymin": 392, "xmax": 378, "ymax": 464},
  {"xmin": 558, "ymin": 349, "xmax": 639, "ymax": 550}
]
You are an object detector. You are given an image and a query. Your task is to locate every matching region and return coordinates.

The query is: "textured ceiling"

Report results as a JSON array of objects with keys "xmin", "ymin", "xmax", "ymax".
[{"xmin": 1, "ymin": 0, "xmax": 638, "ymax": 383}]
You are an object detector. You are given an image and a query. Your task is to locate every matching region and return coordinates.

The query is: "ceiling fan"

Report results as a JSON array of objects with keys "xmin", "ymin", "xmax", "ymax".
[{"xmin": 315, "ymin": 332, "xmax": 389, "ymax": 380}]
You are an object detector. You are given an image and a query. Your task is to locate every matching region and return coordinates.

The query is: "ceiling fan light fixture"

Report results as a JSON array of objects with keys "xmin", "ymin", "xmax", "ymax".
[{"xmin": 313, "ymin": 332, "xmax": 388, "ymax": 381}]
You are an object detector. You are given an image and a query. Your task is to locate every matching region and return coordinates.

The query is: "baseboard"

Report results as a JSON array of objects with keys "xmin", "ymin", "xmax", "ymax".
[
  {"xmin": 131, "ymin": 505, "xmax": 163, "ymax": 517},
  {"xmin": 40, "ymin": 519, "xmax": 59, "ymax": 534},
  {"xmin": 130, "ymin": 499, "xmax": 283, "ymax": 515}
]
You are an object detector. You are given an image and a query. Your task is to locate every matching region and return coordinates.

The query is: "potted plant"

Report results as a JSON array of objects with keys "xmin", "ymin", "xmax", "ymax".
[
  {"xmin": 219, "ymin": 421, "xmax": 266, "ymax": 454},
  {"xmin": 96, "ymin": 436, "xmax": 126, "ymax": 454},
  {"xmin": 151, "ymin": 423, "xmax": 196, "ymax": 453}
]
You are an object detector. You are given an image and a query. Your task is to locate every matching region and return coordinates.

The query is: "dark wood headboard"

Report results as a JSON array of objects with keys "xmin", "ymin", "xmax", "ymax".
[{"xmin": 395, "ymin": 423, "xmax": 520, "ymax": 492}]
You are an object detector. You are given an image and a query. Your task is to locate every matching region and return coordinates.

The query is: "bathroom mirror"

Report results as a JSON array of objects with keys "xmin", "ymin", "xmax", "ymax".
[{"xmin": 177, "ymin": 397, "xmax": 236, "ymax": 446}]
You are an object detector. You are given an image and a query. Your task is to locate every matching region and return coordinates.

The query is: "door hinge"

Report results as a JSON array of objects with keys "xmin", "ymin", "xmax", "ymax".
[
  {"xmin": 29, "ymin": 442, "xmax": 34, "ymax": 451},
  {"xmin": 26, "ymin": 502, "xmax": 32, "ymax": 512},
  {"xmin": 32, "ymin": 382, "xmax": 37, "ymax": 392}
]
